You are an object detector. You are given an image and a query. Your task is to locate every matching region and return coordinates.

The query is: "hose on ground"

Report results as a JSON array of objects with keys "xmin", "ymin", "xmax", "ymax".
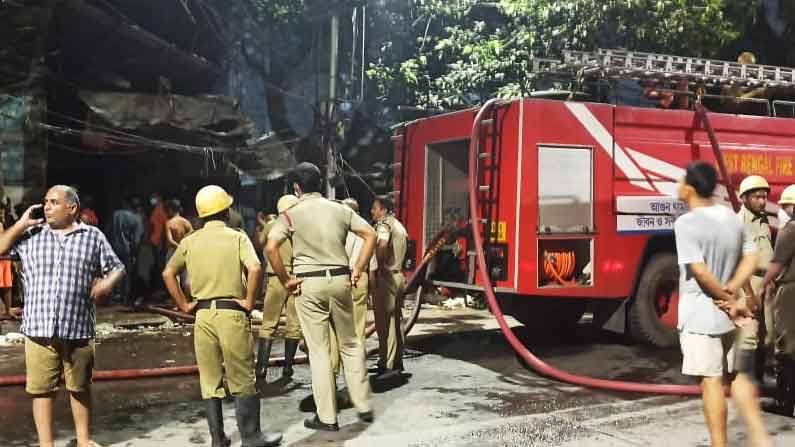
[
  {"xmin": 0, "ymin": 226, "xmax": 453, "ymax": 387},
  {"xmin": 469, "ymin": 98, "xmax": 701, "ymax": 395}
]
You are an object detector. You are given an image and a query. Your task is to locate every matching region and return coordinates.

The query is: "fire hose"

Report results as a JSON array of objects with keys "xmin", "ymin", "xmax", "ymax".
[
  {"xmin": 0, "ymin": 103, "xmax": 730, "ymax": 392},
  {"xmin": 468, "ymin": 98, "xmax": 702, "ymax": 395},
  {"xmin": 0, "ymin": 226, "xmax": 452, "ymax": 387}
]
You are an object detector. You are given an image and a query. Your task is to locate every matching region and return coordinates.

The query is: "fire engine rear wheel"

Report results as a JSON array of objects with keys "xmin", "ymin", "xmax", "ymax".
[{"xmin": 629, "ymin": 253, "xmax": 680, "ymax": 348}]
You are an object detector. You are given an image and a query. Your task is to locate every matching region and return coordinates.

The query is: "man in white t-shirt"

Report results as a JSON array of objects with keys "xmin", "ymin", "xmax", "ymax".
[{"xmin": 674, "ymin": 161, "xmax": 770, "ymax": 447}]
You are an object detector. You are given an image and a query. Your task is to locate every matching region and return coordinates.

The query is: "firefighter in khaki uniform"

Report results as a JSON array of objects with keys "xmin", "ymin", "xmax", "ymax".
[
  {"xmin": 163, "ymin": 185, "xmax": 282, "ymax": 447},
  {"xmin": 329, "ymin": 198, "xmax": 372, "ymax": 383},
  {"xmin": 760, "ymin": 185, "xmax": 795, "ymax": 417},
  {"xmin": 256, "ymin": 194, "xmax": 301, "ymax": 384},
  {"xmin": 370, "ymin": 196, "xmax": 408, "ymax": 375},
  {"xmin": 266, "ymin": 163, "xmax": 376, "ymax": 431},
  {"xmin": 736, "ymin": 175, "xmax": 774, "ymax": 379}
]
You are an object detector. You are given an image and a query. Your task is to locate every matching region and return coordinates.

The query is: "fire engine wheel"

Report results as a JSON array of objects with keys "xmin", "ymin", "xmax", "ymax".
[{"xmin": 629, "ymin": 253, "xmax": 680, "ymax": 348}]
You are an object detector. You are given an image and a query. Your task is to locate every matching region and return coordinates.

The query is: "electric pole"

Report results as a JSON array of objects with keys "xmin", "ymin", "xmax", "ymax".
[{"xmin": 326, "ymin": 12, "xmax": 340, "ymax": 199}]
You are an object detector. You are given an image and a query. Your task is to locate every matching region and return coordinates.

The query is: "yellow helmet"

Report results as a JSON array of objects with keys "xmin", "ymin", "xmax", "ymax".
[
  {"xmin": 737, "ymin": 52, "xmax": 757, "ymax": 65},
  {"xmin": 195, "ymin": 185, "xmax": 233, "ymax": 218},
  {"xmin": 738, "ymin": 175, "xmax": 770, "ymax": 197},
  {"xmin": 276, "ymin": 194, "xmax": 299, "ymax": 214},
  {"xmin": 780, "ymin": 185, "xmax": 795, "ymax": 206}
]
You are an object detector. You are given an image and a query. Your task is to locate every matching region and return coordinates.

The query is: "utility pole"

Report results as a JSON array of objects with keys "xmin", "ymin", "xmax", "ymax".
[{"xmin": 326, "ymin": 12, "xmax": 340, "ymax": 199}]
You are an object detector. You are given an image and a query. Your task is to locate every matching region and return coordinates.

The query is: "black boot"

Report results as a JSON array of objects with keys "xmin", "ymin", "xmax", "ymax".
[
  {"xmin": 205, "ymin": 398, "xmax": 231, "ymax": 447},
  {"xmin": 256, "ymin": 338, "xmax": 273, "ymax": 381},
  {"xmin": 282, "ymin": 338, "xmax": 299, "ymax": 378},
  {"xmin": 783, "ymin": 359, "xmax": 795, "ymax": 416},
  {"xmin": 234, "ymin": 395, "xmax": 283, "ymax": 447},
  {"xmin": 764, "ymin": 358, "xmax": 795, "ymax": 417}
]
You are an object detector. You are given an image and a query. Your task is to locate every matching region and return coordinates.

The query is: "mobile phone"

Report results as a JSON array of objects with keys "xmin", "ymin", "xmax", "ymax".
[{"xmin": 30, "ymin": 207, "xmax": 44, "ymax": 220}]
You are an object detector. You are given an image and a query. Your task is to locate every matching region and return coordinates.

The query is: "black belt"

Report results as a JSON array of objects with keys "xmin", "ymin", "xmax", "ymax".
[
  {"xmin": 295, "ymin": 267, "xmax": 350, "ymax": 278},
  {"xmin": 196, "ymin": 299, "xmax": 247, "ymax": 313}
]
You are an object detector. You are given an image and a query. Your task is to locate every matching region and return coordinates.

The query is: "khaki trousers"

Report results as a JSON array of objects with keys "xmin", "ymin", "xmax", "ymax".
[
  {"xmin": 260, "ymin": 275, "xmax": 301, "ymax": 339},
  {"xmin": 736, "ymin": 275, "xmax": 764, "ymax": 351},
  {"xmin": 296, "ymin": 275, "xmax": 371, "ymax": 424},
  {"xmin": 775, "ymin": 283, "xmax": 795, "ymax": 357},
  {"xmin": 374, "ymin": 271, "xmax": 406, "ymax": 370},
  {"xmin": 330, "ymin": 274, "xmax": 369, "ymax": 376},
  {"xmin": 194, "ymin": 302, "xmax": 257, "ymax": 399}
]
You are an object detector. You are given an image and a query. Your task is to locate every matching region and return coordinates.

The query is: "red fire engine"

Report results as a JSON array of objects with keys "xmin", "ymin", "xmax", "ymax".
[{"xmin": 392, "ymin": 49, "xmax": 795, "ymax": 347}]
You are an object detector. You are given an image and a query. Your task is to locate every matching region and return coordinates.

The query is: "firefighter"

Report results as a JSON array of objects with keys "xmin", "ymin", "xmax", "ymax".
[
  {"xmin": 329, "ymin": 198, "xmax": 372, "ymax": 385},
  {"xmin": 163, "ymin": 185, "xmax": 282, "ymax": 447},
  {"xmin": 735, "ymin": 175, "xmax": 774, "ymax": 379},
  {"xmin": 370, "ymin": 195, "xmax": 408, "ymax": 376},
  {"xmin": 256, "ymin": 194, "xmax": 301, "ymax": 385},
  {"xmin": 760, "ymin": 184, "xmax": 795, "ymax": 417},
  {"xmin": 266, "ymin": 162, "xmax": 376, "ymax": 431}
]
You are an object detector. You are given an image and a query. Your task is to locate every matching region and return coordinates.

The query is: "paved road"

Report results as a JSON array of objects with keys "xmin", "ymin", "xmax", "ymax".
[{"xmin": 1, "ymin": 307, "xmax": 793, "ymax": 446}]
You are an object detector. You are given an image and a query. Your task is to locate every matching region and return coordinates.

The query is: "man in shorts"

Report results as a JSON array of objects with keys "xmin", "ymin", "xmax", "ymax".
[
  {"xmin": 0, "ymin": 185, "xmax": 125, "ymax": 447},
  {"xmin": 674, "ymin": 161, "xmax": 770, "ymax": 447}
]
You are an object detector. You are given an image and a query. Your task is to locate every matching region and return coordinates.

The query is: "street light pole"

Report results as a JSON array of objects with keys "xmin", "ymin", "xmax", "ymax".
[{"xmin": 326, "ymin": 12, "xmax": 340, "ymax": 200}]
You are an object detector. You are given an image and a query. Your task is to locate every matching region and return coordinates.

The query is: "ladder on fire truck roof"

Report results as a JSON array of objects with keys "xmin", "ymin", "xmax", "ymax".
[{"xmin": 533, "ymin": 48, "xmax": 795, "ymax": 89}]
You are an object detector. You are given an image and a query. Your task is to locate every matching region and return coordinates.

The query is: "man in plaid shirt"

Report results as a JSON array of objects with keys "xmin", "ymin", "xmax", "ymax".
[{"xmin": 0, "ymin": 185, "xmax": 124, "ymax": 447}]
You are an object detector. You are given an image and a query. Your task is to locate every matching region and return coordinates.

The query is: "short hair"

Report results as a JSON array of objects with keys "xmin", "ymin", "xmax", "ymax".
[
  {"xmin": 165, "ymin": 199, "xmax": 182, "ymax": 213},
  {"xmin": 342, "ymin": 197, "xmax": 359, "ymax": 211},
  {"xmin": 51, "ymin": 185, "xmax": 80, "ymax": 208},
  {"xmin": 684, "ymin": 161, "xmax": 718, "ymax": 199},
  {"xmin": 203, "ymin": 208, "xmax": 229, "ymax": 223},
  {"xmin": 289, "ymin": 162, "xmax": 323, "ymax": 194},
  {"xmin": 373, "ymin": 195, "xmax": 394, "ymax": 213}
]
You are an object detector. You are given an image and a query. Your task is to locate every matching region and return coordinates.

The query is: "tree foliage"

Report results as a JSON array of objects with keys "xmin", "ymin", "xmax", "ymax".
[{"xmin": 367, "ymin": 0, "xmax": 762, "ymax": 109}]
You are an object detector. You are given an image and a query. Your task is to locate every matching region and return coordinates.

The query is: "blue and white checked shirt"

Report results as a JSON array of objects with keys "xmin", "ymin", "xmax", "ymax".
[{"xmin": 13, "ymin": 223, "xmax": 123, "ymax": 339}]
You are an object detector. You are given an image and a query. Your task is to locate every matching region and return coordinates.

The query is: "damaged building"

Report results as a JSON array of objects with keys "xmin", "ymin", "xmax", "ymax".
[{"xmin": 0, "ymin": 0, "xmax": 310, "ymax": 231}]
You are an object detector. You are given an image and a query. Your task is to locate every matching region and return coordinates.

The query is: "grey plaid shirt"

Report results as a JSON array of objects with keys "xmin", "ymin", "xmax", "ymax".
[{"xmin": 14, "ymin": 223, "xmax": 123, "ymax": 339}]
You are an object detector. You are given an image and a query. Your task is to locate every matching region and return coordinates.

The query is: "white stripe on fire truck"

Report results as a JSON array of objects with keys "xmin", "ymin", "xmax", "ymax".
[
  {"xmin": 625, "ymin": 147, "xmax": 685, "ymax": 181},
  {"xmin": 564, "ymin": 102, "xmax": 654, "ymax": 191}
]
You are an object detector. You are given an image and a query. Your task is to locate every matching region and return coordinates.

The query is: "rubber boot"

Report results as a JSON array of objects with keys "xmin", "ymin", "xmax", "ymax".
[
  {"xmin": 282, "ymin": 338, "xmax": 299, "ymax": 378},
  {"xmin": 783, "ymin": 359, "xmax": 795, "ymax": 416},
  {"xmin": 234, "ymin": 395, "xmax": 283, "ymax": 447},
  {"xmin": 256, "ymin": 338, "xmax": 273, "ymax": 381},
  {"xmin": 205, "ymin": 398, "xmax": 231, "ymax": 447},
  {"xmin": 764, "ymin": 358, "xmax": 795, "ymax": 417}
]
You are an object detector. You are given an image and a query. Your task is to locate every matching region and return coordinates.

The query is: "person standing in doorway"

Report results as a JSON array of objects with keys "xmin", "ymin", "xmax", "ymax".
[
  {"xmin": 370, "ymin": 195, "xmax": 408, "ymax": 377},
  {"xmin": 674, "ymin": 161, "xmax": 771, "ymax": 447},
  {"xmin": 163, "ymin": 185, "xmax": 281, "ymax": 447},
  {"xmin": 266, "ymin": 162, "xmax": 376, "ymax": 431},
  {"xmin": 164, "ymin": 199, "xmax": 193, "ymax": 257},
  {"xmin": 109, "ymin": 197, "xmax": 145, "ymax": 306},
  {"xmin": 0, "ymin": 185, "xmax": 125, "ymax": 447},
  {"xmin": 148, "ymin": 192, "xmax": 168, "ymax": 298},
  {"xmin": 0, "ymin": 198, "xmax": 21, "ymax": 319}
]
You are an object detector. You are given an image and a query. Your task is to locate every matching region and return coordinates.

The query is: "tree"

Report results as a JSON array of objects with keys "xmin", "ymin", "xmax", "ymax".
[{"xmin": 367, "ymin": 0, "xmax": 763, "ymax": 110}]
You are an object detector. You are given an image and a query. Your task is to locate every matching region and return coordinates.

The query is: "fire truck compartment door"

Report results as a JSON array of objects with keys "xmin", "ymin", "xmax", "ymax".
[{"xmin": 537, "ymin": 145, "xmax": 594, "ymax": 234}]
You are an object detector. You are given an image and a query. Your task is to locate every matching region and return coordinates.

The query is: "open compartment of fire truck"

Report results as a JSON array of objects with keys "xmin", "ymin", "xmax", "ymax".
[
  {"xmin": 421, "ymin": 139, "xmax": 472, "ymax": 283},
  {"xmin": 537, "ymin": 238, "xmax": 593, "ymax": 287}
]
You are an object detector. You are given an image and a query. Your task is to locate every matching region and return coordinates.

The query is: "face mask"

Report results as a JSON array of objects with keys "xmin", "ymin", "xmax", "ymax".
[{"xmin": 149, "ymin": 197, "xmax": 158, "ymax": 206}]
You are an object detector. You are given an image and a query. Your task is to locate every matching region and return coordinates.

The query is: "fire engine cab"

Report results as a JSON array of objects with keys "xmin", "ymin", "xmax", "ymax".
[{"xmin": 392, "ymin": 49, "xmax": 795, "ymax": 347}]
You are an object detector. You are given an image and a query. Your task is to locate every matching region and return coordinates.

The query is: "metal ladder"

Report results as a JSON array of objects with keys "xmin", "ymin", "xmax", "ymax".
[
  {"xmin": 557, "ymin": 48, "xmax": 795, "ymax": 88},
  {"xmin": 469, "ymin": 101, "xmax": 503, "ymax": 284},
  {"xmin": 390, "ymin": 125, "xmax": 409, "ymax": 222}
]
